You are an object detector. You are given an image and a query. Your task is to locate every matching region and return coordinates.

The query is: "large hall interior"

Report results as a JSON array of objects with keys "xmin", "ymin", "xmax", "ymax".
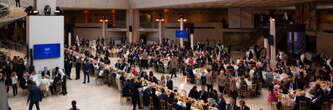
[{"xmin": 0, "ymin": 0, "xmax": 333, "ymax": 110}]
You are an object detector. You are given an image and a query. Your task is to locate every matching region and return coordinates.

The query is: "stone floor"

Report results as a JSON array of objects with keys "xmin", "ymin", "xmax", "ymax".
[{"xmin": 7, "ymin": 56, "xmax": 271, "ymax": 110}]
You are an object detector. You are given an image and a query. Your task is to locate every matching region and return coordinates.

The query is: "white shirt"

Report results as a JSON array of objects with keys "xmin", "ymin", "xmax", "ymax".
[
  {"xmin": 11, "ymin": 76, "xmax": 17, "ymax": 84},
  {"xmin": 58, "ymin": 69, "xmax": 66, "ymax": 80}
]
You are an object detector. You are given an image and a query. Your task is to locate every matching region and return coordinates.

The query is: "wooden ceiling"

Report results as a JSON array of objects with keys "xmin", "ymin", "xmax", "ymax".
[{"xmin": 143, "ymin": 0, "xmax": 327, "ymax": 9}]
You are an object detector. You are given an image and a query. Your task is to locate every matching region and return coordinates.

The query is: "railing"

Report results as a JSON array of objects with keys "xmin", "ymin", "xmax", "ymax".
[
  {"xmin": 109, "ymin": 21, "xmax": 126, "ymax": 28},
  {"xmin": 0, "ymin": 40, "xmax": 27, "ymax": 54},
  {"xmin": 140, "ymin": 22, "xmax": 158, "ymax": 29}
]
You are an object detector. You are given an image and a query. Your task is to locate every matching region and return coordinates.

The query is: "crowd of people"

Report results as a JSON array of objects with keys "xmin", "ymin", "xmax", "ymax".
[
  {"xmin": 71, "ymin": 38, "xmax": 333, "ymax": 110},
  {"xmin": 0, "ymin": 54, "xmax": 71, "ymax": 110},
  {"xmin": 1, "ymin": 37, "xmax": 333, "ymax": 110}
]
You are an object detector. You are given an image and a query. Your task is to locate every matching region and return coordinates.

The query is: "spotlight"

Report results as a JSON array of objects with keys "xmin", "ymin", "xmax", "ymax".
[
  {"xmin": 54, "ymin": 6, "xmax": 64, "ymax": 15},
  {"xmin": 43, "ymin": 5, "xmax": 51, "ymax": 15},
  {"xmin": 31, "ymin": 10, "xmax": 39, "ymax": 15},
  {"xmin": 25, "ymin": 6, "xmax": 33, "ymax": 15}
]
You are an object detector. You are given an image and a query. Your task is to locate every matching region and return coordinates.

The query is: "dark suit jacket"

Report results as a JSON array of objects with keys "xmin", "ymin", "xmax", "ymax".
[
  {"xmin": 198, "ymin": 90, "xmax": 208, "ymax": 102},
  {"xmin": 27, "ymin": 86, "xmax": 42, "ymax": 104},
  {"xmin": 41, "ymin": 70, "xmax": 50, "ymax": 77},
  {"xmin": 83, "ymin": 62, "xmax": 92, "ymax": 72},
  {"xmin": 217, "ymin": 98, "xmax": 226, "ymax": 110},
  {"xmin": 239, "ymin": 106, "xmax": 250, "ymax": 110},
  {"xmin": 226, "ymin": 104, "xmax": 239, "ymax": 110},
  {"xmin": 188, "ymin": 89, "xmax": 199, "ymax": 99},
  {"xmin": 293, "ymin": 96, "xmax": 311, "ymax": 110},
  {"xmin": 166, "ymin": 80, "xmax": 173, "ymax": 90}
]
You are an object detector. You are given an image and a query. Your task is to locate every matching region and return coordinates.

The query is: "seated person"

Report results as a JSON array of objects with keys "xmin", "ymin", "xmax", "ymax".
[
  {"xmin": 39, "ymin": 76, "xmax": 51, "ymax": 96},
  {"xmin": 158, "ymin": 89, "xmax": 168, "ymax": 100},
  {"xmin": 188, "ymin": 86, "xmax": 199, "ymax": 99},
  {"xmin": 41, "ymin": 67, "xmax": 50, "ymax": 77},
  {"xmin": 293, "ymin": 91, "xmax": 310, "ymax": 110}
]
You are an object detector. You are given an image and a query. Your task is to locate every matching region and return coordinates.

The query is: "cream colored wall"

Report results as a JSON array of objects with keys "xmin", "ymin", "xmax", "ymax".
[
  {"xmin": 57, "ymin": 0, "xmax": 130, "ymax": 9},
  {"xmin": 107, "ymin": 32, "xmax": 127, "ymax": 41},
  {"xmin": 129, "ymin": 0, "xmax": 220, "ymax": 9},
  {"xmin": 74, "ymin": 23, "xmax": 102, "ymax": 40}
]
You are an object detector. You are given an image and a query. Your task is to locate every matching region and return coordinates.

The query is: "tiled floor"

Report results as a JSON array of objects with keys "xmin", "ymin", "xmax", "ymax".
[{"xmin": 7, "ymin": 57, "xmax": 271, "ymax": 110}]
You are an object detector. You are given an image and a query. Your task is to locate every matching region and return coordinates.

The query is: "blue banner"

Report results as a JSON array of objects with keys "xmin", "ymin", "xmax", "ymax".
[{"xmin": 176, "ymin": 30, "xmax": 188, "ymax": 38}]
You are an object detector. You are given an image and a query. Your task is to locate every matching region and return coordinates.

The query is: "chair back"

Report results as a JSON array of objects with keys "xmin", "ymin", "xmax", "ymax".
[
  {"xmin": 321, "ymin": 101, "xmax": 331, "ymax": 110},
  {"xmin": 160, "ymin": 99, "xmax": 167, "ymax": 110},
  {"xmin": 299, "ymin": 101, "xmax": 308, "ymax": 110}
]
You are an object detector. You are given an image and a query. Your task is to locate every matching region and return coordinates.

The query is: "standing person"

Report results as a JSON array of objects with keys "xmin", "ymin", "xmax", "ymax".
[
  {"xmin": 169, "ymin": 56, "xmax": 178, "ymax": 78},
  {"xmin": 131, "ymin": 79, "xmax": 141, "ymax": 110},
  {"xmin": 56, "ymin": 67, "xmax": 67, "ymax": 95},
  {"xmin": 166, "ymin": 75, "xmax": 173, "ymax": 90},
  {"xmin": 11, "ymin": 72, "xmax": 18, "ymax": 96},
  {"xmin": 217, "ymin": 70, "xmax": 227, "ymax": 94},
  {"xmin": 65, "ymin": 59, "xmax": 73, "ymax": 80},
  {"xmin": 15, "ymin": 0, "xmax": 20, "ymax": 7},
  {"xmin": 69, "ymin": 100, "xmax": 80, "ymax": 110},
  {"xmin": 27, "ymin": 82, "xmax": 43, "ymax": 110},
  {"xmin": 16, "ymin": 59, "xmax": 26, "ymax": 80},
  {"xmin": 5, "ymin": 63, "xmax": 13, "ymax": 94},
  {"xmin": 206, "ymin": 69, "xmax": 214, "ymax": 93},
  {"xmin": 82, "ymin": 59, "xmax": 92, "ymax": 84},
  {"xmin": 75, "ymin": 58, "xmax": 82, "ymax": 80}
]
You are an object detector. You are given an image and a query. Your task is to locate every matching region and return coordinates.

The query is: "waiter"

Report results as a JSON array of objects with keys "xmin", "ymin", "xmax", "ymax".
[{"xmin": 55, "ymin": 67, "xmax": 67, "ymax": 95}]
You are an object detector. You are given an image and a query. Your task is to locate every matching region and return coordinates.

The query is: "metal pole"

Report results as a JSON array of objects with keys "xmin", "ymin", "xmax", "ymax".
[
  {"xmin": 180, "ymin": 18, "xmax": 184, "ymax": 48},
  {"xmin": 158, "ymin": 21, "xmax": 162, "ymax": 44},
  {"xmin": 270, "ymin": 17, "xmax": 276, "ymax": 67},
  {"xmin": 68, "ymin": 32, "xmax": 71, "ymax": 47},
  {"xmin": 102, "ymin": 22, "xmax": 106, "ymax": 39},
  {"xmin": 190, "ymin": 33, "xmax": 194, "ymax": 50}
]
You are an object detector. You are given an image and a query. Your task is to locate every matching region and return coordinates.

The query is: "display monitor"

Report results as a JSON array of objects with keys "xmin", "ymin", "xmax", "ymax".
[{"xmin": 33, "ymin": 43, "xmax": 60, "ymax": 59}]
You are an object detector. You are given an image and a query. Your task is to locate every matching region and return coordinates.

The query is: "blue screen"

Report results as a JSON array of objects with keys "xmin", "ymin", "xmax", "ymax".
[
  {"xmin": 33, "ymin": 43, "xmax": 60, "ymax": 59},
  {"xmin": 176, "ymin": 30, "xmax": 188, "ymax": 38}
]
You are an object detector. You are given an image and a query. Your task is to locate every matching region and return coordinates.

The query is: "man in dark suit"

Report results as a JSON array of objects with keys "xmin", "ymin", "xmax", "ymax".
[
  {"xmin": 198, "ymin": 86, "xmax": 208, "ymax": 102},
  {"xmin": 27, "ymin": 82, "xmax": 42, "ymax": 110},
  {"xmin": 130, "ymin": 79, "xmax": 141, "ymax": 110},
  {"xmin": 75, "ymin": 58, "xmax": 82, "ymax": 80},
  {"xmin": 41, "ymin": 67, "xmax": 50, "ymax": 77},
  {"xmin": 166, "ymin": 75, "xmax": 173, "ymax": 90},
  {"xmin": 188, "ymin": 86, "xmax": 199, "ymax": 99},
  {"xmin": 217, "ymin": 94, "xmax": 226, "ymax": 110},
  {"xmin": 82, "ymin": 59, "xmax": 92, "ymax": 84},
  {"xmin": 239, "ymin": 100, "xmax": 250, "ymax": 110},
  {"xmin": 329, "ymin": 73, "xmax": 333, "ymax": 82},
  {"xmin": 293, "ymin": 92, "xmax": 310, "ymax": 110},
  {"xmin": 64, "ymin": 59, "xmax": 73, "ymax": 80},
  {"xmin": 226, "ymin": 99, "xmax": 239, "ymax": 110},
  {"xmin": 15, "ymin": 59, "xmax": 25, "ymax": 80}
]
